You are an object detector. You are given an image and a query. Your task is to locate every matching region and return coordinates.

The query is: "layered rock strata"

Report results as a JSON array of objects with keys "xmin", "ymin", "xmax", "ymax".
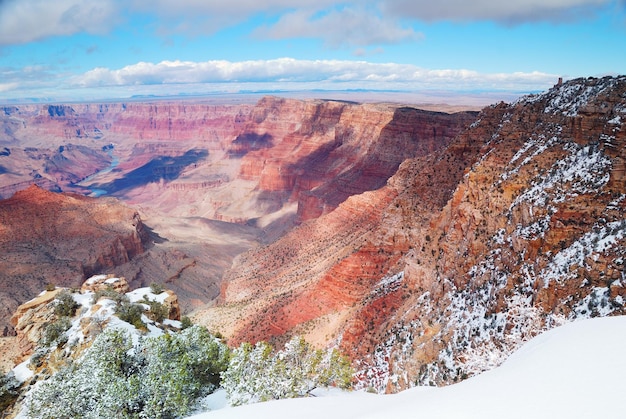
[{"xmin": 0, "ymin": 97, "xmax": 477, "ymax": 336}]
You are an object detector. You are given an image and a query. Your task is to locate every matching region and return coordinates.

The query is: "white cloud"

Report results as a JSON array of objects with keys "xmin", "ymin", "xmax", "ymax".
[
  {"xmin": 0, "ymin": 0, "xmax": 617, "ymax": 47},
  {"xmin": 0, "ymin": 0, "xmax": 120, "ymax": 45},
  {"xmin": 254, "ymin": 7, "xmax": 421, "ymax": 47},
  {"xmin": 130, "ymin": 0, "xmax": 337, "ymax": 17},
  {"xmin": 129, "ymin": 0, "xmax": 342, "ymax": 35},
  {"xmin": 70, "ymin": 58, "xmax": 558, "ymax": 91},
  {"xmin": 379, "ymin": 0, "xmax": 614, "ymax": 23}
]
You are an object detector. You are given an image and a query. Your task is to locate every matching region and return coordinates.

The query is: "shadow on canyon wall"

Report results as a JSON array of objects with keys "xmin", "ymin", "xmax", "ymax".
[
  {"xmin": 93, "ymin": 148, "xmax": 209, "ymax": 196},
  {"xmin": 291, "ymin": 107, "xmax": 478, "ymax": 214}
]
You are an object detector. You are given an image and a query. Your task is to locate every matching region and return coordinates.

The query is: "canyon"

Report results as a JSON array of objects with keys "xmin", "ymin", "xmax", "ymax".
[
  {"xmin": 1, "ymin": 76, "xmax": 625, "ymax": 393},
  {"xmin": 0, "ymin": 97, "xmax": 476, "ymax": 338}
]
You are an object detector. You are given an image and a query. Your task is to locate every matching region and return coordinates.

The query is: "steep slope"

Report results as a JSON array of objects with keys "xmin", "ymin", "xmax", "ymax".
[{"xmin": 197, "ymin": 76, "xmax": 626, "ymax": 392}]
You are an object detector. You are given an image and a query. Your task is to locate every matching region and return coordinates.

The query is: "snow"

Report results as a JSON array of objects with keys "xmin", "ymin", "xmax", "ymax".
[
  {"xmin": 84, "ymin": 274, "xmax": 108, "ymax": 285},
  {"xmin": 12, "ymin": 360, "xmax": 33, "ymax": 383},
  {"xmin": 539, "ymin": 220, "xmax": 626, "ymax": 287},
  {"xmin": 543, "ymin": 77, "xmax": 620, "ymax": 117},
  {"xmin": 126, "ymin": 287, "xmax": 169, "ymax": 304},
  {"xmin": 512, "ymin": 142, "xmax": 611, "ymax": 209},
  {"xmin": 608, "ymin": 115, "xmax": 621, "ymax": 125},
  {"xmin": 188, "ymin": 316, "xmax": 626, "ymax": 419}
]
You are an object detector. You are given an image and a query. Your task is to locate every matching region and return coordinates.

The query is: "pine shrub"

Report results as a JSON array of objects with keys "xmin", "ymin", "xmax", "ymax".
[{"xmin": 54, "ymin": 290, "xmax": 79, "ymax": 317}]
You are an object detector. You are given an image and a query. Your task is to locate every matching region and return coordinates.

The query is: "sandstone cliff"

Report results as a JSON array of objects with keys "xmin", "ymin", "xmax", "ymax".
[
  {"xmin": 196, "ymin": 76, "xmax": 626, "ymax": 392},
  {"xmin": 2, "ymin": 276, "xmax": 183, "ymax": 417}
]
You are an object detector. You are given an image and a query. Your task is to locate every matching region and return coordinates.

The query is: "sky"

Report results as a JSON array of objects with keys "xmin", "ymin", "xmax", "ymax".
[{"xmin": 0, "ymin": 0, "xmax": 625, "ymax": 103}]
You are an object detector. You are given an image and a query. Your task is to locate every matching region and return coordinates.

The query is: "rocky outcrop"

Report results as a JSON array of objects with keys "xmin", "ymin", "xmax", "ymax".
[
  {"xmin": 80, "ymin": 274, "xmax": 130, "ymax": 294},
  {"xmin": 10, "ymin": 289, "xmax": 62, "ymax": 362},
  {"xmin": 197, "ymin": 76, "xmax": 626, "ymax": 392},
  {"xmin": 11, "ymin": 275, "xmax": 180, "ymax": 368},
  {"xmin": 8, "ymin": 276, "xmax": 182, "ymax": 370},
  {"xmin": 0, "ymin": 186, "xmax": 149, "ymax": 334}
]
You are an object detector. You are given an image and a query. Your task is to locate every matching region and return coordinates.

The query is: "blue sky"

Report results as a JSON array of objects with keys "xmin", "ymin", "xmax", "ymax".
[{"xmin": 0, "ymin": 0, "xmax": 625, "ymax": 103}]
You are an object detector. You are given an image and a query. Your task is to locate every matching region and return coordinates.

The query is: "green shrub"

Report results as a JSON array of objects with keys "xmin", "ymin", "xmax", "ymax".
[
  {"xmin": 180, "ymin": 316, "xmax": 193, "ymax": 330},
  {"xmin": 0, "ymin": 370, "xmax": 20, "ymax": 413},
  {"xmin": 54, "ymin": 290, "xmax": 79, "ymax": 317},
  {"xmin": 221, "ymin": 336, "xmax": 354, "ymax": 406},
  {"xmin": 142, "ymin": 298, "xmax": 168, "ymax": 323},
  {"xmin": 27, "ymin": 327, "xmax": 229, "ymax": 419},
  {"xmin": 149, "ymin": 282, "xmax": 164, "ymax": 294},
  {"xmin": 115, "ymin": 301, "xmax": 146, "ymax": 330},
  {"xmin": 92, "ymin": 287, "xmax": 127, "ymax": 304},
  {"xmin": 40, "ymin": 317, "xmax": 72, "ymax": 347}
]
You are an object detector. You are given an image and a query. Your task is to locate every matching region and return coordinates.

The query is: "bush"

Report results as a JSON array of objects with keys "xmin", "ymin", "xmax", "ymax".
[
  {"xmin": 180, "ymin": 316, "xmax": 193, "ymax": 330},
  {"xmin": 221, "ymin": 336, "xmax": 353, "ymax": 406},
  {"xmin": 0, "ymin": 370, "xmax": 20, "ymax": 413},
  {"xmin": 92, "ymin": 287, "xmax": 127, "ymax": 304},
  {"xmin": 54, "ymin": 290, "xmax": 79, "ymax": 317},
  {"xmin": 149, "ymin": 282, "xmax": 165, "ymax": 294},
  {"xmin": 27, "ymin": 327, "xmax": 229, "ymax": 419},
  {"xmin": 39, "ymin": 317, "xmax": 72, "ymax": 347},
  {"xmin": 115, "ymin": 301, "xmax": 145, "ymax": 330},
  {"xmin": 142, "ymin": 298, "xmax": 168, "ymax": 323}
]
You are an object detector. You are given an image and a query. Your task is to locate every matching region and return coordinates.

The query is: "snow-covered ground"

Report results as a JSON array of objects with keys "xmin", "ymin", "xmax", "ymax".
[{"xmin": 189, "ymin": 316, "xmax": 626, "ymax": 419}]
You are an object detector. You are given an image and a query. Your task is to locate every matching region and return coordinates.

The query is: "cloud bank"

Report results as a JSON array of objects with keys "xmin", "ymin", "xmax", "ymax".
[
  {"xmin": 0, "ymin": 0, "xmax": 119, "ymax": 45},
  {"xmin": 0, "ymin": 57, "xmax": 560, "ymax": 101},
  {"xmin": 254, "ymin": 7, "xmax": 422, "ymax": 47},
  {"xmin": 0, "ymin": 0, "xmax": 620, "ymax": 45},
  {"xmin": 380, "ymin": 0, "xmax": 616, "ymax": 23},
  {"xmin": 71, "ymin": 58, "xmax": 556, "ymax": 90}
]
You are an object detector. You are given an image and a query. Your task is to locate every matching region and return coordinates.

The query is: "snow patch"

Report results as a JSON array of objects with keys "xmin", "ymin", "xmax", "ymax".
[{"xmin": 540, "ymin": 220, "xmax": 626, "ymax": 287}]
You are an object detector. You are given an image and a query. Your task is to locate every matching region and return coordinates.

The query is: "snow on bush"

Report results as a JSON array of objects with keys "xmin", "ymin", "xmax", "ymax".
[
  {"xmin": 221, "ymin": 336, "xmax": 353, "ymax": 407},
  {"xmin": 26, "ymin": 326, "xmax": 229, "ymax": 419}
]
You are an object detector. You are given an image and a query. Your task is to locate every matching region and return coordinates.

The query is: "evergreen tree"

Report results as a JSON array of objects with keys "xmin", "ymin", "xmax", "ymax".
[
  {"xmin": 221, "ymin": 336, "xmax": 353, "ymax": 407},
  {"xmin": 27, "ymin": 326, "xmax": 229, "ymax": 418}
]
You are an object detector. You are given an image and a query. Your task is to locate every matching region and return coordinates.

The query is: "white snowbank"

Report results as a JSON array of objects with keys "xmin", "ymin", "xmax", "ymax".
[
  {"xmin": 126, "ymin": 287, "xmax": 169, "ymax": 304},
  {"xmin": 188, "ymin": 316, "xmax": 626, "ymax": 419}
]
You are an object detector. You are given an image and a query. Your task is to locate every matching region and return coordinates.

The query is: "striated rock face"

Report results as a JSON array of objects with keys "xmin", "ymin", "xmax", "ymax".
[
  {"xmin": 196, "ymin": 76, "xmax": 626, "ymax": 392},
  {"xmin": 0, "ymin": 98, "xmax": 476, "ymax": 223},
  {"xmin": 0, "ymin": 186, "xmax": 148, "ymax": 334},
  {"xmin": 10, "ymin": 289, "xmax": 63, "ymax": 362}
]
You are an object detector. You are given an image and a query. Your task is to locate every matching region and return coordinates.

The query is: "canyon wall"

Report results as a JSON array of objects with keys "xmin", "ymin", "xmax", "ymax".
[
  {"xmin": 6, "ymin": 78, "xmax": 624, "ymax": 394},
  {"xmin": 196, "ymin": 76, "xmax": 626, "ymax": 392}
]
